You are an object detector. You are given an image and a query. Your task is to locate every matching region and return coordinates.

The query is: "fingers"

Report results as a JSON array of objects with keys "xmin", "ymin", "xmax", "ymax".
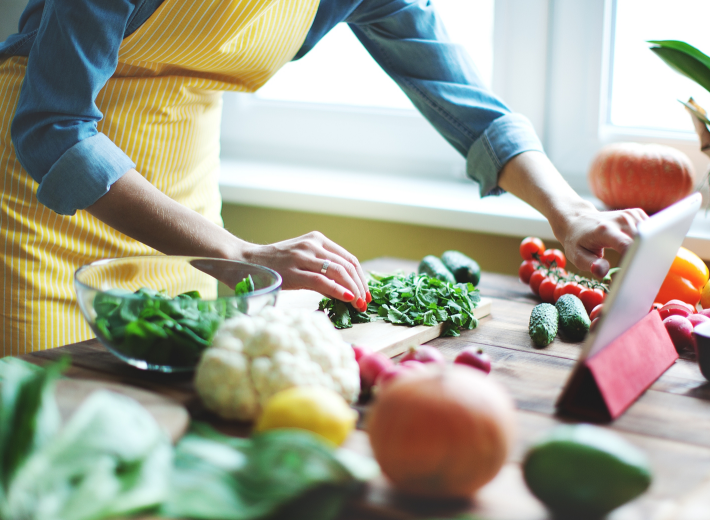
[
  {"xmin": 591, "ymin": 258, "xmax": 610, "ymax": 278},
  {"xmin": 311, "ymin": 254, "xmax": 367, "ymax": 310},
  {"xmin": 321, "ymin": 239, "xmax": 369, "ymax": 300}
]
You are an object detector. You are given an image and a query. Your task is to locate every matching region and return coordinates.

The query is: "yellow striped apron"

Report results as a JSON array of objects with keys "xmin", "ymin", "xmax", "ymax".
[{"xmin": 0, "ymin": 0, "xmax": 319, "ymax": 356}]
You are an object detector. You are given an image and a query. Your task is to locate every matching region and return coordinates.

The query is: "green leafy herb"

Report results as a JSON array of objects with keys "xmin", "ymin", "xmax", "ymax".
[
  {"xmin": 319, "ymin": 273, "xmax": 480, "ymax": 336},
  {"xmin": 93, "ymin": 275, "xmax": 255, "ymax": 367},
  {"xmin": 161, "ymin": 424, "xmax": 379, "ymax": 520},
  {"xmin": 0, "ymin": 359, "xmax": 171, "ymax": 520}
]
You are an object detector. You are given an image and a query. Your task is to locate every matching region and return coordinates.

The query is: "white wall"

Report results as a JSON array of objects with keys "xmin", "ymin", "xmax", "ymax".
[{"xmin": 1, "ymin": 0, "xmax": 27, "ymax": 42}]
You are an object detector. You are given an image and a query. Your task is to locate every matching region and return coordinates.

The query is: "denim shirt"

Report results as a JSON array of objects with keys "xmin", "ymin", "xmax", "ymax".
[{"xmin": 0, "ymin": 0, "xmax": 544, "ymax": 215}]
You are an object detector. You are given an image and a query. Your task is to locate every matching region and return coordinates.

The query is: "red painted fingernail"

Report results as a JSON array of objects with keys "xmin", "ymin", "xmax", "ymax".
[
  {"xmin": 366, "ymin": 291, "xmax": 372, "ymax": 303},
  {"xmin": 356, "ymin": 298, "xmax": 364, "ymax": 309},
  {"xmin": 344, "ymin": 290, "xmax": 355, "ymax": 301}
]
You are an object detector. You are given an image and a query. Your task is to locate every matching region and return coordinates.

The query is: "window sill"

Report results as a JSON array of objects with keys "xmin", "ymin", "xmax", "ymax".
[{"xmin": 218, "ymin": 159, "xmax": 710, "ymax": 259}]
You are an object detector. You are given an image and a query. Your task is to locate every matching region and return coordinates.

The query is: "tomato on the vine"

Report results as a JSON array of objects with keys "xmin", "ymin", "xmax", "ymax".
[
  {"xmin": 529, "ymin": 270, "xmax": 546, "ymax": 296},
  {"xmin": 559, "ymin": 281, "xmax": 583, "ymax": 298},
  {"xmin": 520, "ymin": 237, "xmax": 546, "ymax": 261},
  {"xmin": 519, "ymin": 260, "xmax": 539, "ymax": 284},
  {"xmin": 541, "ymin": 249, "xmax": 566, "ymax": 269},
  {"xmin": 579, "ymin": 288, "xmax": 606, "ymax": 315},
  {"xmin": 553, "ymin": 282, "xmax": 566, "ymax": 303},
  {"xmin": 538, "ymin": 277, "xmax": 558, "ymax": 303}
]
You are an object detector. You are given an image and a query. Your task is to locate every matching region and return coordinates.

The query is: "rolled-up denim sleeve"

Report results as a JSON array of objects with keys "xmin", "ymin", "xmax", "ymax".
[
  {"xmin": 345, "ymin": 0, "xmax": 544, "ymax": 196},
  {"xmin": 10, "ymin": 0, "xmax": 138, "ymax": 215}
]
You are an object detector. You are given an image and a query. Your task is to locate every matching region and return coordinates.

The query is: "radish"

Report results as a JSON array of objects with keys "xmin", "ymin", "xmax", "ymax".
[
  {"xmin": 659, "ymin": 300, "xmax": 695, "ymax": 320},
  {"xmin": 352, "ymin": 344, "xmax": 373, "ymax": 362},
  {"xmin": 454, "ymin": 347, "xmax": 491, "ymax": 375},
  {"xmin": 698, "ymin": 308, "xmax": 710, "ymax": 319},
  {"xmin": 663, "ymin": 315, "xmax": 695, "ymax": 352},
  {"xmin": 375, "ymin": 364, "xmax": 412, "ymax": 389},
  {"xmin": 689, "ymin": 314, "xmax": 710, "ymax": 328},
  {"xmin": 358, "ymin": 352, "xmax": 394, "ymax": 392},
  {"xmin": 400, "ymin": 345, "xmax": 445, "ymax": 364}
]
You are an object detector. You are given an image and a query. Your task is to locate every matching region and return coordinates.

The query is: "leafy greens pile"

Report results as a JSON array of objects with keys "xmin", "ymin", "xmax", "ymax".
[
  {"xmin": 0, "ymin": 357, "xmax": 171, "ymax": 520},
  {"xmin": 0, "ymin": 358, "xmax": 378, "ymax": 520},
  {"xmin": 93, "ymin": 274, "xmax": 255, "ymax": 367},
  {"xmin": 319, "ymin": 272, "xmax": 480, "ymax": 337}
]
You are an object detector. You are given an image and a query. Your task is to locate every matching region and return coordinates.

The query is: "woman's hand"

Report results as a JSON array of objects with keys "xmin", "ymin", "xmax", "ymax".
[
  {"xmin": 498, "ymin": 151, "xmax": 649, "ymax": 277},
  {"xmin": 242, "ymin": 232, "xmax": 370, "ymax": 311},
  {"xmin": 552, "ymin": 205, "xmax": 648, "ymax": 277}
]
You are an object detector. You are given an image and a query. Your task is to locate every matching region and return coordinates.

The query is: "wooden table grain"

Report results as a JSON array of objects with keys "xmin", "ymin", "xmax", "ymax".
[{"xmin": 21, "ymin": 258, "xmax": 710, "ymax": 520}]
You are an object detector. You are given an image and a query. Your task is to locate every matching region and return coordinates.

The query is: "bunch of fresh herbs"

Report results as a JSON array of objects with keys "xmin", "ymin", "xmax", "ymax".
[{"xmin": 319, "ymin": 272, "xmax": 480, "ymax": 337}]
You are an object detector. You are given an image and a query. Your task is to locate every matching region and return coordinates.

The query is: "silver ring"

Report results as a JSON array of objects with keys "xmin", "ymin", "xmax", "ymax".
[{"xmin": 321, "ymin": 260, "xmax": 331, "ymax": 275}]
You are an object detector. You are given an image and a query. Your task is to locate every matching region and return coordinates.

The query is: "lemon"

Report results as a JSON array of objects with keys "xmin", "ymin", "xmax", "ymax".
[{"xmin": 255, "ymin": 386, "xmax": 358, "ymax": 445}]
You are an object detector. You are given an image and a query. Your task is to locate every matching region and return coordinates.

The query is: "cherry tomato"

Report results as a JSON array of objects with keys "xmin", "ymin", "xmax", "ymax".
[
  {"xmin": 579, "ymin": 288, "xmax": 606, "ymax": 316},
  {"xmin": 519, "ymin": 260, "xmax": 540, "ymax": 284},
  {"xmin": 552, "ymin": 282, "xmax": 565, "ymax": 303},
  {"xmin": 560, "ymin": 281, "xmax": 583, "ymax": 298},
  {"xmin": 520, "ymin": 237, "xmax": 546, "ymax": 261},
  {"xmin": 538, "ymin": 277, "xmax": 558, "ymax": 303},
  {"xmin": 541, "ymin": 248, "xmax": 566, "ymax": 269},
  {"xmin": 590, "ymin": 304, "xmax": 604, "ymax": 321},
  {"xmin": 529, "ymin": 270, "xmax": 546, "ymax": 296}
]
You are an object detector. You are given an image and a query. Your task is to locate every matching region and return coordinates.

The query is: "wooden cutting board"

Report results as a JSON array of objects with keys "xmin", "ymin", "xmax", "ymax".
[
  {"xmin": 276, "ymin": 290, "xmax": 492, "ymax": 358},
  {"xmin": 55, "ymin": 378, "xmax": 190, "ymax": 443}
]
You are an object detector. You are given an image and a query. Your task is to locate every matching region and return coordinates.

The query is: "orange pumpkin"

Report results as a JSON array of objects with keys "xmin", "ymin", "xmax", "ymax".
[
  {"xmin": 366, "ymin": 364, "xmax": 516, "ymax": 498},
  {"xmin": 589, "ymin": 142, "xmax": 696, "ymax": 214}
]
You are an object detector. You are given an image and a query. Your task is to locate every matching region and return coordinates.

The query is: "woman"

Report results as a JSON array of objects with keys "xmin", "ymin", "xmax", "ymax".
[{"xmin": 0, "ymin": 0, "xmax": 645, "ymax": 355}]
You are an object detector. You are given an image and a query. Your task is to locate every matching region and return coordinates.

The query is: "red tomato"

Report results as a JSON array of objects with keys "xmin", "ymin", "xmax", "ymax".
[
  {"xmin": 541, "ymin": 249, "xmax": 567, "ymax": 269},
  {"xmin": 552, "ymin": 282, "xmax": 566, "ymax": 303},
  {"xmin": 520, "ymin": 237, "xmax": 546, "ymax": 261},
  {"xmin": 538, "ymin": 277, "xmax": 558, "ymax": 303},
  {"xmin": 589, "ymin": 304, "xmax": 604, "ymax": 321},
  {"xmin": 560, "ymin": 281, "xmax": 583, "ymax": 298},
  {"xmin": 579, "ymin": 288, "xmax": 606, "ymax": 316},
  {"xmin": 529, "ymin": 270, "xmax": 546, "ymax": 296},
  {"xmin": 519, "ymin": 260, "xmax": 539, "ymax": 284}
]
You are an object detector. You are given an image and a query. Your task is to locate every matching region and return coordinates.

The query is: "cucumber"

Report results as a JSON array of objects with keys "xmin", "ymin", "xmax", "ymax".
[
  {"xmin": 418, "ymin": 255, "xmax": 456, "ymax": 284},
  {"xmin": 529, "ymin": 303, "xmax": 558, "ymax": 348},
  {"xmin": 523, "ymin": 424, "xmax": 652, "ymax": 518},
  {"xmin": 555, "ymin": 294, "xmax": 591, "ymax": 341},
  {"xmin": 440, "ymin": 250, "xmax": 481, "ymax": 286}
]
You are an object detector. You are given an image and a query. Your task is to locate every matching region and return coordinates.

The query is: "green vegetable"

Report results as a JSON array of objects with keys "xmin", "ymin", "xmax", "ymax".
[
  {"xmin": 440, "ymin": 250, "xmax": 481, "ymax": 286},
  {"xmin": 320, "ymin": 272, "xmax": 479, "ymax": 337},
  {"xmin": 93, "ymin": 275, "xmax": 255, "ymax": 367},
  {"xmin": 523, "ymin": 424, "xmax": 652, "ymax": 518},
  {"xmin": 161, "ymin": 423, "xmax": 379, "ymax": 520},
  {"xmin": 602, "ymin": 267, "xmax": 622, "ymax": 285},
  {"xmin": 555, "ymin": 294, "xmax": 591, "ymax": 341},
  {"xmin": 529, "ymin": 303, "xmax": 558, "ymax": 348},
  {"xmin": 0, "ymin": 358, "xmax": 171, "ymax": 520},
  {"xmin": 418, "ymin": 255, "xmax": 457, "ymax": 285}
]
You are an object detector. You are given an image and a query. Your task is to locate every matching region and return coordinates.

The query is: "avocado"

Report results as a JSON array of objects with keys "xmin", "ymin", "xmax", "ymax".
[
  {"xmin": 523, "ymin": 424, "xmax": 652, "ymax": 518},
  {"xmin": 555, "ymin": 294, "xmax": 591, "ymax": 341},
  {"xmin": 440, "ymin": 250, "xmax": 481, "ymax": 286},
  {"xmin": 418, "ymin": 255, "xmax": 456, "ymax": 284},
  {"xmin": 529, "ymin": 303, "xmax": 558, "ymax": 348}
]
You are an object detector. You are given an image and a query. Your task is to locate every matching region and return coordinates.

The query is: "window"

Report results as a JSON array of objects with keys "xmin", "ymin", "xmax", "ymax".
[{"xmin": 220, "ymin": 0, "xmax": 710, "ymax": 197}]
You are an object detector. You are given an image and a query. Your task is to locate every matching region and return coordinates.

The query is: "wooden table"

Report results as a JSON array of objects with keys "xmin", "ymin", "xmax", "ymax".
[{"xmin": 21, "ymin": 258, "xmax": 710, "ymax": 520}]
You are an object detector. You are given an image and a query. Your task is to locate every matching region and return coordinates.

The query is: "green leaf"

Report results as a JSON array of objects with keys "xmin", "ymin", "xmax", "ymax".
[
  {"xmin": 649, "ymin": 40, "xmax": 710, "ymax": 93},
  {"xmin": 234, "ymin": 275, "xmax": 255, "ymax": 296},
  {"xmin": 680, "ymin": 99, "xmax": 710, "ymax": 125}
]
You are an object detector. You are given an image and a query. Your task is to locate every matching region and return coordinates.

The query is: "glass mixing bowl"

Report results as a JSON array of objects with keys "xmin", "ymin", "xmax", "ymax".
[{"xmin": 74, "ymin": 256, "xmax": 281, "ymax": 372}]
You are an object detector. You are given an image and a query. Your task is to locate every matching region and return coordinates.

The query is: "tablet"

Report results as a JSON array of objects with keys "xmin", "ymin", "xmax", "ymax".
[{"xmin": 567, "ymin": 192, "xmax": 701, "ymax": 365}]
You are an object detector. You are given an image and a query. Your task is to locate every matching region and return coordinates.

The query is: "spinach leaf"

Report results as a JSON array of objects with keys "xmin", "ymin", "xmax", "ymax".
[
  {"xmin": 320, "ymin": 273, "xmax": 479, "ymax": 335},
  {"xmin": 161, "ymin": 425, "xmax": 378, "ymax": 520},
  {"xmin": 234, "ymin": 275, "xmax": 255, "ymax": 296}
]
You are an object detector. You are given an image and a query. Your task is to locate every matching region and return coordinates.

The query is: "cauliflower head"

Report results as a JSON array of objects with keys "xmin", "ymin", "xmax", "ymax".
[{"xmin": 194, "ymin": 307, "xmax": 360, "ymax": 421}]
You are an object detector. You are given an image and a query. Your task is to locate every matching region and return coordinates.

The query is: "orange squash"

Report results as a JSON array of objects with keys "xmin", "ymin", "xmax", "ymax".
[
  {"xmin": 589, "ymin": 142, "xmax": 696, "ymax": 214},
  {"xmin": 366, "ymin": 364, "xmax": 516, "ymax": 498}
]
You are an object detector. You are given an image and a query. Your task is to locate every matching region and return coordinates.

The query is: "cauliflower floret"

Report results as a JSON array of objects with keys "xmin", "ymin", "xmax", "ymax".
[{"xmin": 194, "ymin": 307, "xmax": 360, "ymax": 421}]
